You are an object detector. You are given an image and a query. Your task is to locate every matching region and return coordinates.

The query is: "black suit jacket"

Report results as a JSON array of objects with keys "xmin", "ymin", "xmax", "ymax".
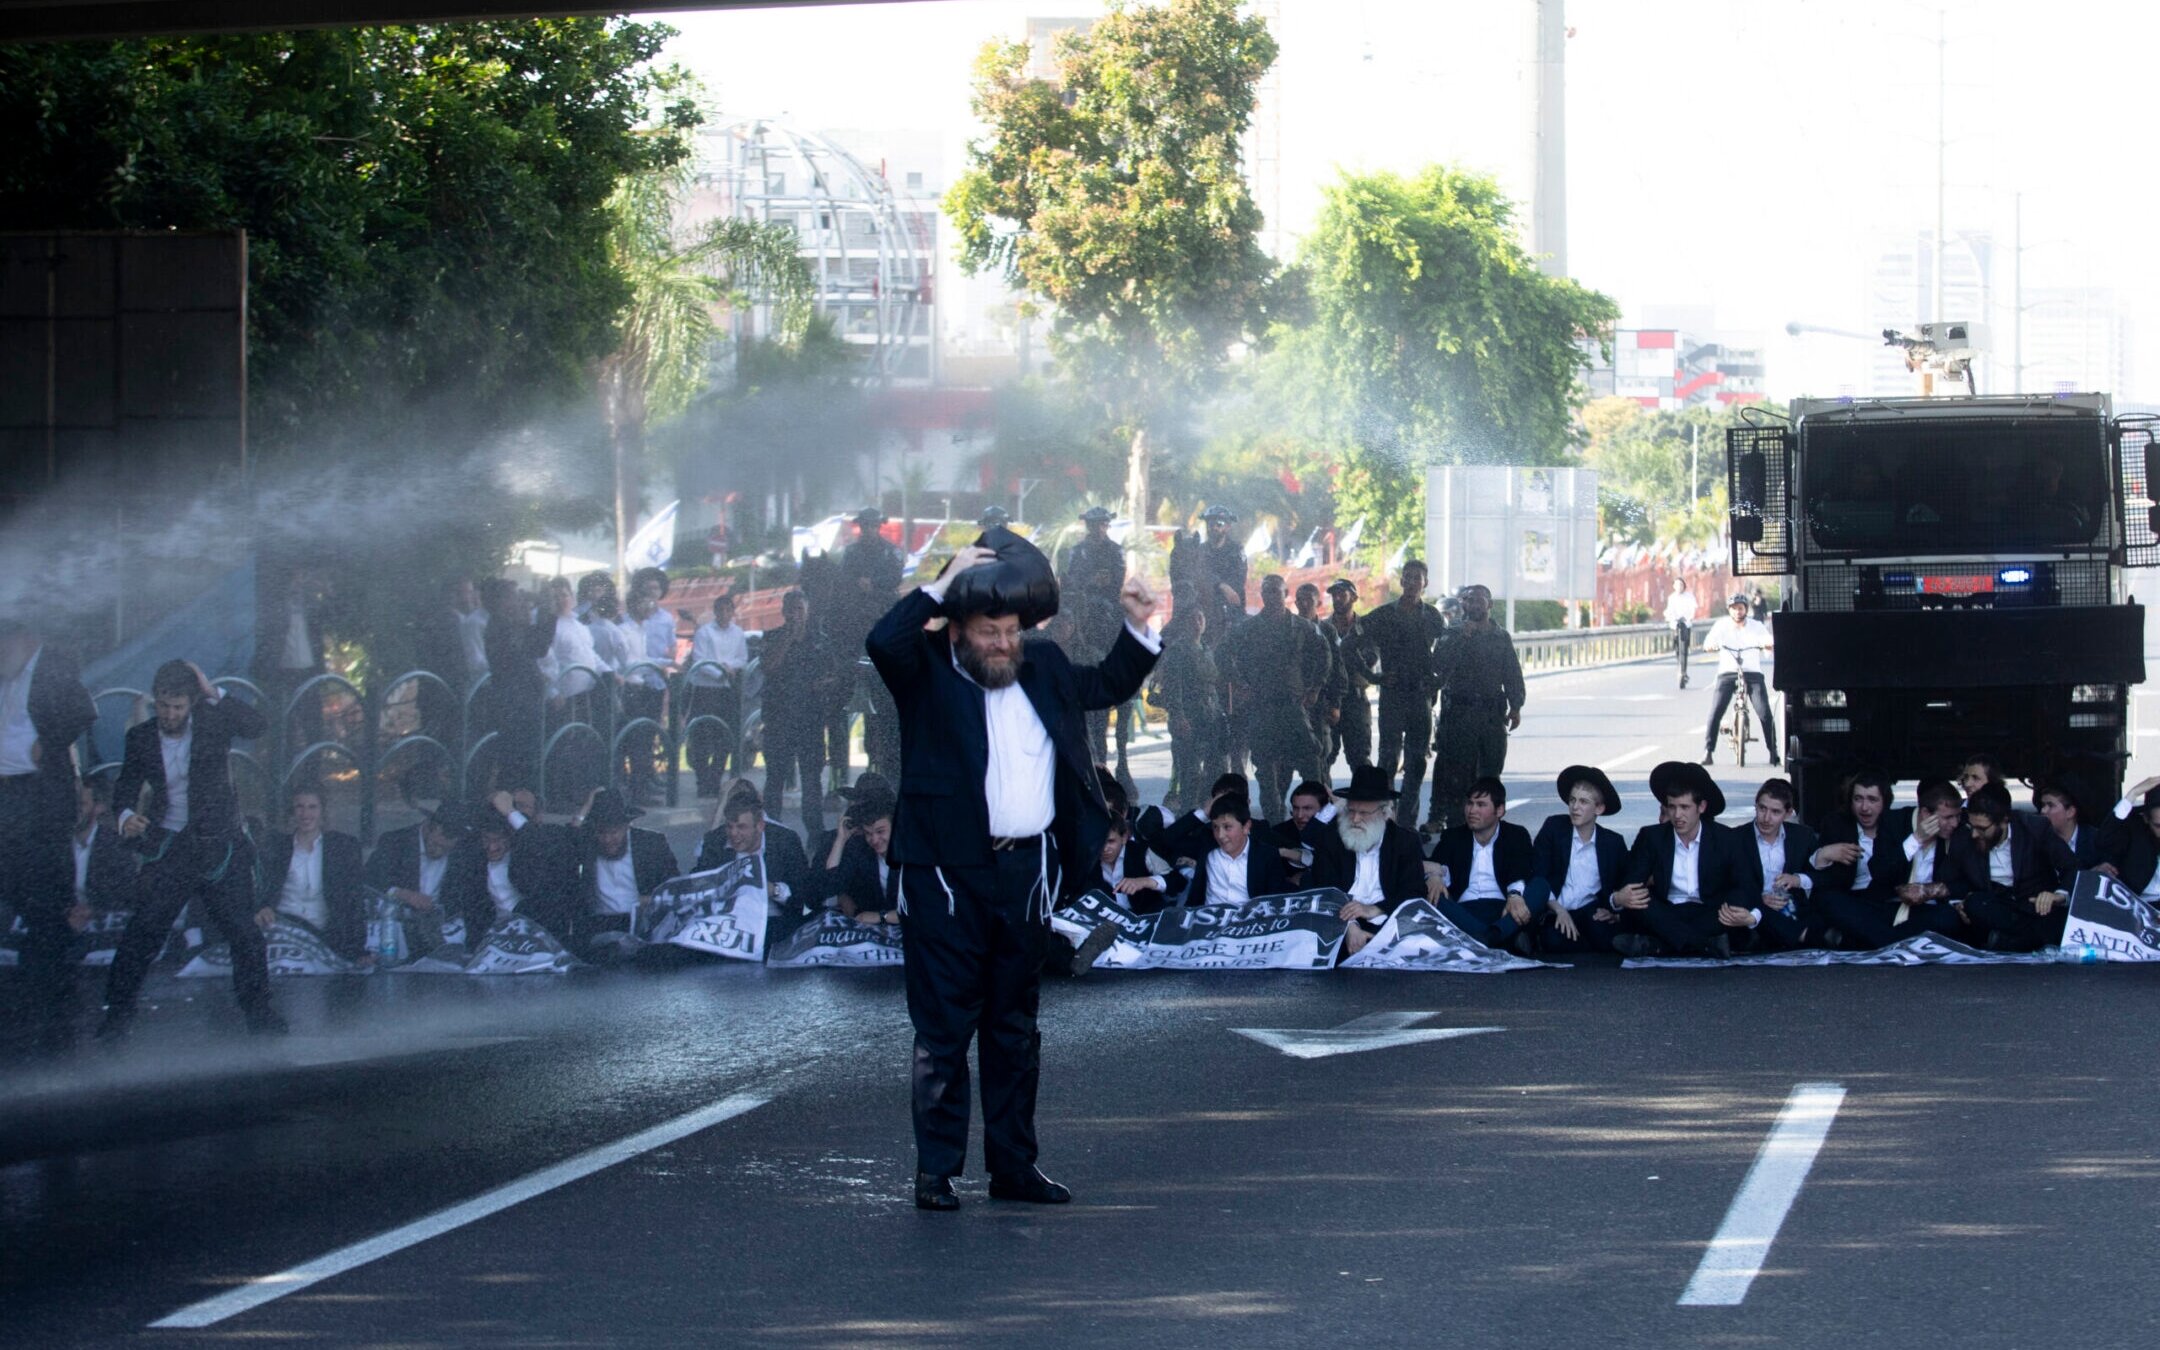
[
  {"xmin": 20, "ymin": 645, "xmax": 95, "ymax": 822},
  {"xmin": 580, "ymin": 827, "xmax": 680, "ymax": 913},
  {"xmin": 483, "ymin": 606, "xmax": 556, "ymax": 707},
  {"xmin": 1625, "ymin": 821, "xmax": 1753, "ymax": 910},
  {"xmin": 2042, "ymin": 822, "xmax": 2121, "ymax": 878},
  {"xmin": 1524, "ymin": 815, "xmax": 1629, "ymax": 911},
  {"xmin": 807, "ymin": 834, "xmax": 904, "ymax": 914},
  {"xmin": 1183, "ymin": 841, "xmax": 1288, "ymax": 907},
  {"xmin": 364, "ymin": 823, "xmax": 428, "ymax": 894},
  {"xmin": 1733, "ymin": 821, "xmax": 1821, "ymax": 899},
  {"xmin": 257, "ymin": 830, "xmax": 368, "ymax": 959},
  {"xmin": 75, "ymin": 820, "xmax": 140, "ymax": 911},
  {"xmin": 2120, "ymin": 821, "xmax": 2160, "ymax": 894},
  {"xmin": 1813, "ymin": 811, "xmax": 1914, "ymax": 898},
  {"xmin": 1430, "ymin": 821, "xmax": 1535, "ymax": 903},
  {"xmin": 114, "ymin": 693, "xmax": 267, "ymax": 842},
  {"xmin": 867, "ymin": 588, "xmax": 1156, "ymax": 887},
  {"xmin": 1306, "ymin": 820, "xmax": 1427, "ymax": 912},
  {"xmin": 435, "ymin": 839, "xmax": 499, "ymax": 941},
  {"xmin": 1946, "ymin": 822, "xmax": 2058, "ymax": 905},
  {"xmin": 694, "ymin": 822, "xmax": 813, "ymax": 917}
]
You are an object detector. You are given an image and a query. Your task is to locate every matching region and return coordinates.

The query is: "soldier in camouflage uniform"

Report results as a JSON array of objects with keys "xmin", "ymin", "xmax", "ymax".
[
  {"xmin": 1292, "ymin": 583, "xmax": 1340, "ymax": 789},
  {"xmin": 1361, "ymin": 559, "xmax": 1449, "ymax": 828},
  {"xmin": 1062, "ymin": 505, "xmax": 1133, "ymax": 783},
  {"xmin": 1221, "ymin": 575, "xmax": 1332, "ymax": 819},
  {"xmin": 1323, "ymin": 578, "xmax": 1378, "ymax": 773},
  {"xmin": 1150, "ymin": 597, "xmax": 1220, "ymax": 813},
  {"xmin": 1427, "ymin": 582, "xmax": 1526, "ymax": 830}
]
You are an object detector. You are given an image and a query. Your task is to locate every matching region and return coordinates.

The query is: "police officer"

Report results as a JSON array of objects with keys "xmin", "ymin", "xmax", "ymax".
[
  {"xmin": 1196, "ymin": 505, "xmax": 1247, "ymax": 642},
  {"xmin": 978, "ymin": 505, "xmax": 1012, "ymax": 530},
  {"xmin": 1428, "ymin": 583, "xmax": 1526, "ymax": 830},
  {"xmin": 1063, "ymin": 506, "xmax": 1131, "ymax": 770},
  {"xmin": 1292, "ymin": 582, "xmax": 1340, "ymax": 789},
  {"xmin": 1150, "ymin": 600, "xmax": 1221, "ymax": 813},
  {"xmin": 1323, "ymin": 579, "xmax": 1378, "ymax": 773},
  {"xmin": 1362, "ymin": 559, "xmax": 1448, "ymax": 828},
  {"xmin": 1221, "ymin": 575, "xmax": 1330, "ymax": 819}
]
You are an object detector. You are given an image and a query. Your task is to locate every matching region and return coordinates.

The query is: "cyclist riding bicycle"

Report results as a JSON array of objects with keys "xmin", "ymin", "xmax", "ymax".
[
  {"xmin": 1701, "ymin": 593, "xmax": 1778, "ymax": 767},
  {"xmin": 1664, "ymin": 577, "xmax": 1698, "ymax": 688}
]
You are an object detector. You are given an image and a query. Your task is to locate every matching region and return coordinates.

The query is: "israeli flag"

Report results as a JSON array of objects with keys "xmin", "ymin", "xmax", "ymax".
[
  {"xmin": 1289, "ymin": 528, "xmax": 1320, "ymax": 569},
  {"xmin": 625, "ymin": 500, "xmax": 680, "ymax": 569},
  {"xmin": 1338, "ymin": 515, "xmax": 1366, "ymax": 557},
  {"xmin": 1242, "ymin": 521, "xmax": 1274, "ymax": 560}
]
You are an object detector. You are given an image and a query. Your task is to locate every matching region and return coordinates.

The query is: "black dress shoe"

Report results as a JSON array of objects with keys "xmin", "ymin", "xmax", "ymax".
[
  {"xmin": 1067, "ymin": 922, "xmax": 1119, "ymax": 976},
  {"xmin": 988, "ymin": 1166, "xmax": 1071, "ymax": 1204},
  {"xmin": 915, "ymin": 1172, "xmax": 960, "ymax": 1211},
  {"xmin": 1609, "ymin": 933, "xmax": 1656, "ymax": 958},
  {"xmin": 93, "ymin": 1009, "xmax": 133, "ymax": 1043},
  {"xmin": 245, "ymin": 1006, "xmax": 290, "ymax": 1036}
]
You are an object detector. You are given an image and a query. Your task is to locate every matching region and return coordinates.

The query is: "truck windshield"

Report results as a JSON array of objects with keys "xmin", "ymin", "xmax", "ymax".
[{"xmin": 1801, "ymin": 419, "xmax": 2108, "ymax": 552}]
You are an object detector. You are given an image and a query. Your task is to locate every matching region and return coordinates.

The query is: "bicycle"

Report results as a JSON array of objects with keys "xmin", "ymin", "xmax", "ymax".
[{"xmin": 1725, "ymin": 678, "xmax": 1754, "ymax": 766}]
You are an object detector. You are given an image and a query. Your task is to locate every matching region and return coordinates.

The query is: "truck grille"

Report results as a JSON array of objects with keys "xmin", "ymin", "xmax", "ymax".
[{"xmin": 1801, "ymin": 559, "xmax": 2111, "ymax": 611}]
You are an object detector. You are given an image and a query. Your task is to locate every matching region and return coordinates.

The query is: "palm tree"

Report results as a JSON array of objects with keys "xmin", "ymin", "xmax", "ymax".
[{"xmin": 597, "ymin": 161, "xmax": 813, "ymax": 582}]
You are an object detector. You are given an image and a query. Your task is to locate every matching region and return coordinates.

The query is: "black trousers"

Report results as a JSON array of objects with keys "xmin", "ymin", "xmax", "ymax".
[
  {"xmin": 0, "ymin": 775, "xmax": 78, "ymax": 1046},
  {"xmin": 1960, "ymin": 891, "xmax": 2066, "ymax": 951},
  {"xmin": 105, "ymin": 829, "xmax": 270, "ymax": 1018},
  {"xmin": 763, "ymin": 724, "xmax": 825, "ymax": 831},
  {"xmin": 1430, "ymin": 703, "xmax": 1509, "ymax": 828},
  {"xmin": 1537, "ymin": 905, "xmax": 1622, "ymax": 955},
  {"xmin": 1334, "ymin": 691, "xmax": 1373, "ymax": 773},
  {"xmin": 1704, "ymin": 672, "xmax": 1778, "ymax": 759},
  {"xmin": 1814, "ymin": 888, "xmax": 1961, "ymax": 950},
  {"xmin": 1644, "ymin": 898, "xmax": 1728, "ymax": 956},
  {"xmin": 684, "ymin": 684, "xmax": 739, "ymax": 794},
  {"xmin": 1673, "ymin": 621, "xmax": 1692, "ymax": 684},
  {"xmin": 1375, "ymin": 690, "xmax": 1433, "ymax": 828},
  {"xmin": 899, "ymin": 838, "xmax": 1056, "ymax": 1179}
]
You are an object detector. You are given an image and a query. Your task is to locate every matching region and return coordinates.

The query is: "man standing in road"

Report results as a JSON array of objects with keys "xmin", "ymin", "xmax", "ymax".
[
  {"xmin": 1427, "ymin": 584, "xmax": 1525, "ymax": 831},
  {"xmin": 1665, "ymin": 577, "xmax": 1698, "ymax": 689},
  {"xmin": 1323, "ymin": 579, "xmax": 1378, "ymax": 774},
  {"xmin": 867, "ymin": 528, "xmax": 1157, "ymax": 1212},
  {"xmin": 1362, "ymin": 560, "xmax": 1447, "ymax": 830},
  {"xmin": 0, "ymin": 619, "xmax": 96, "ymax": 1054},
  {"xmin": 1701, "ymin": 594, "xmax": 1779, "ymax": 767}
]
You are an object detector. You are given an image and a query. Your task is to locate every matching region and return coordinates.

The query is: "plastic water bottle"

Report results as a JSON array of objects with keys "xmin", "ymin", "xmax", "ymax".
[
  {"xmin": 2057, "ymin": 942, "xmax": 2103, "ymax": 964},
  {"xmin": 379, "ymin": 920, "xmax": 400, "ymax": 967}
]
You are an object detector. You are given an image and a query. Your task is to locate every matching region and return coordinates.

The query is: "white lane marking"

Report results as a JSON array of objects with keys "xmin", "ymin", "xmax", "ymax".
[
  {"xmin": 1507, "ymin": 798, "xmax": 1528, "ymax": 810},
  {"xmin": 1596, "ymin": 744, "xmax": 1664, "ymax": 772},
  {"xmin": 151, "ymin": 1091, "xmax": 771, "ymax": 1328},
  {"xmin": 1678, "ymin": 1082, "xmax": 1847, "ymax": 1307},
  {"xmin": 1233, "ymin": 1011, "xmax": 1504, "ymax": 1060}
]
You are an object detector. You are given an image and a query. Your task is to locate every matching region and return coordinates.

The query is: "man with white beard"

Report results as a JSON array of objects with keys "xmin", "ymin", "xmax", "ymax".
[{"xmin": 1307, "ymin": 765, "xmax": 1428, "ymax": 955}]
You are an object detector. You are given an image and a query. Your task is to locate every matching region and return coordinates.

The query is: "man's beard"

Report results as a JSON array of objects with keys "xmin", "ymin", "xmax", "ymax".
[
  {"xmin": 1338, "ymin": 814, "xmax": 1387, "ymax": 854},
  {"xmin": 955, "ymin": 636, "xmax": 1020, "ymax": 689}
]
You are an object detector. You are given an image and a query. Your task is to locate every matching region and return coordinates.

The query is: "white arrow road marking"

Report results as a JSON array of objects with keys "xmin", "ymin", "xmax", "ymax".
[
  {"xmin": 1232, "ymin": 1011, "xmax": 1504, "ymax": 1060},
  {"xmin": 1679, "ymin": 1081, "xmax": 1847, "ymax": 1307}
]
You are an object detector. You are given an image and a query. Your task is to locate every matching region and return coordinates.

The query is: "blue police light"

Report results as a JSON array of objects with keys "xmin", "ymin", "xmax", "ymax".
[{"xmin": 1998, "ymin": 567, "xmax": 2034, "ymax": 585}]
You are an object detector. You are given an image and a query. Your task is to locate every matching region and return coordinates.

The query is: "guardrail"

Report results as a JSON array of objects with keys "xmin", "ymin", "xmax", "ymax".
[{"xmin": 1512, "ymin": 619, "xmax": 1706, "ymax": 674}]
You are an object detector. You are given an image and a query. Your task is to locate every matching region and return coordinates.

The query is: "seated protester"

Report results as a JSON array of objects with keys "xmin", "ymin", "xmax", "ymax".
[
  {"xmin": 1959, "ymin": 751, "xmax": 2043, "ymax": 834},
  {"xmin": 1093, "ymin": 766, "xmax": 1160, "ymax": 887},
  {"xmin": 1733, "ymin": 778, "xmax": 1821, "ymax": 952},
  {"xmin": 71, "ymin": 775, "xmax": 139, "ymax": 926},
  {"xmin": 1891, "ymin": 779, "xmax": 1971, "ymax": 935},
  {"xmin": 809, "ymin": 785, "xmax": 903, "ymax": 924},
  {"xmin": 1183, "ymin": 795, "xmax": 1287, "ymax": 907},
  {"xmin": 1148, "ymin": 772, "xmax": 1257, "ymax": 869},
  {"xmin": 253, "ymin": 785, "xmax": 367, "ymax": 961},
  {"xmin": 1426, "ymin": 776, "xmax": 1536, "ymax": 951},
  {"xmin": 454, "ymin": 791, "xmax": 583, "ymax": 943},
  {"xmin": 1950, "ymin": 782, "xmax": 2068, "ymax": 951},
  {"xmin": 695, "ymin": 790, "xmax": 814, "ymax": 935},
  {"xmin": 1270, "ymin": 781, "xmax": 1333, "ymax": 883},
  {"xmin": 1523, "ymin": 766, "xmax": 1629, "ymax": 955},
  {"xmin": 1611, "ymin": 763, "xmax": 1754, "ymax": 959},
  {"xmin": 2034, "ymin": 775, "xmax": 2120, "ymax": 878},
  {"xmin": 570, "ymin": 788, "xmax": 680, "ymax": 953},
  {"xmin": 1307, "ymin": 766, "xmax": 1428, "ymax": 955},
  {"xmin": 2111, "ymin": 784, "xmax": 2160, "ymax": 904},
  {"xmin": 1809, "ymin": 769, "xmax": 1947, "ymax": 949},
  {"xmin": 365, "ymin": 803, "xmax": 478, "ymax": 927},
  {"xmin": 1092, "ymin": 817, "xmax": 1186, "ymax": 914},
  {"xmin": 1609, "ymin": 763, "xmax": 1686, "ymax": 944}
]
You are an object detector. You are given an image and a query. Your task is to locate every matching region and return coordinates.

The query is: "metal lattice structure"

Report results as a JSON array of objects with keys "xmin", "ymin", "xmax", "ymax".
[{"xmin": 696, "ymin": 118, "xmax": 936, "ymax": 384}]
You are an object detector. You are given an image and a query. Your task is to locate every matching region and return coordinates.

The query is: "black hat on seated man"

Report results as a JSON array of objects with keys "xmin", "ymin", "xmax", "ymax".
[
  {"xmin": 940, "ymin": 525, "xmax": 1060, "ymax": 628},
  {"xmin": 584, "ymin": 788, "xmax": 643, "ymax": 829},
  {"xmin": 423, "ymin": 802, "xmax": 481, "ymax": 836},
  {"xmin": 1651, "ymin": 760, "xmax": 1725, "ymax": 819},
  {"xmin": 1556, "ymin": 765, "xmax": 1622, "ymax": 816},
  {"xmin": 1336, "ymin": 764, "xmax": 1400, "ymax": 803},
  {"xmin": 1079, "ymin": 505, "xmax": 1116, "ymax": 524}
]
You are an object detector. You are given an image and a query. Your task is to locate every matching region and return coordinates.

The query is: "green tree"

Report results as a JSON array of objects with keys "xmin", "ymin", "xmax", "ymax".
[
  {"xmin": 944, "ymin": 0, "xmax": 1282, "ymax": 525},
  {"xmin": 1301, "ymin": 166, "xmax": 1620, "ymax": 559},
  {"xmin": 1582, "ymin": 397, "xmax": 1784, "ymax": 548},
  {"xmin": 598, "ymin": 160, "xmax": 811, "ymax": 582}
]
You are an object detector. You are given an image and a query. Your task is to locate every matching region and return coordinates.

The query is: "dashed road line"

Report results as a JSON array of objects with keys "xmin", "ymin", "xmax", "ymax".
[{"xmin": 1679, "ymin": 1082, "xmax": 1847, "ymax": 1307}]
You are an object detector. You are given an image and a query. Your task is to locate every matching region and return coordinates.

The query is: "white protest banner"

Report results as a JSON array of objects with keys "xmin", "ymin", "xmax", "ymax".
[
  {"xmin": 2060, "ymin": 869, "xmax": 2160, "ymax": 961},
  {"xmin": 1339, "ymin": 900, "xmax": 1549, "ymax": 972},
  {"xmin": 767, "ymin": 911, "xmax": 905, "ymax": 968},
  {"xmin": 1053, "ymin": 888, "xmax": 1347, "ymax": 970},
  {"xmin": 177, "ymin": 917, "xmax": 363, "ymax": 978},
  {"xmin": 1621, "ymin": 933, "xmax": 2055, "ymax": 968},
  {"xmin": 637, "ymin": 858, "xmax": 770, "ymax": 962}
]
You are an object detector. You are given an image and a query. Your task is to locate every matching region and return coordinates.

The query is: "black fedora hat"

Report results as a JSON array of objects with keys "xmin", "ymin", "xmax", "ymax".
[
  {"xmin": 583, "ymin": 787, "xmax": 644, "ymax": 828},
  {"xmin": 1651, "ymin": 761, "xmax": 1727, "ymax": 818},
  {"xmin": 1556, "ymin": 765, "xmax": 1621, "ymax": 816},
  {"xmin": 941, "ymin": 525, "xmax": 1060, "ymax": 627},
  {"xmin": 1335, "ymin": 764, "xmax": 1400, "ymax": 803}
]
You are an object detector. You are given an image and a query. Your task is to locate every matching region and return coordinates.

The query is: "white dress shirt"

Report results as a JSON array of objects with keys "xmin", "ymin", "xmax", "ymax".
[
  {"xmin": 1668, "ymin": 827, "xmax": 1704, "ymax": 903},
  {"xmin": 1204, "ymin": 845, "xmax": 1253, "ymax": 906},
  {"xmin": 1988, "ymin": 828, "xmax": 2016, "ymax": 888},
  {"xmin": 588, "ymin": 616, "xmax": 630, "ymax": 675},
  {"xmin": 278, "ymin": 836, "xmax": 328, "ymax": 929},
  {"xmin": 1348, "ymin": 844, "xmax": 1384, "ymax": 906},
  {"xmin": 690, "ymin": 621, "xmax": 749, "ymax": 687},
  {"xmin": 1752, "ymin": 826, "xmax": 1812, "ymax": 894},
  {"xmin": 1704, "ymin": 615, "xmax": 1771, "ymax": 675},
  {"xmin": 486, "ymin": 855, "xmax": 521, "ymax": 918},
  {"xmin": 1854, "ymin": 831, "xmax": 1876, "ymax": 891},
  {"xmin": 418, "ymin": 848, "xmax": 449, "ymax": 902},
  {"xmin": 1556, "ymin": 828, "xmax": 1603, "ymax": 909},
  {"xmin": 1459, "ymin": 832, "xmax": 1505, "ymax": 901},
  {"xmin": 0, "ymin": 643, "xmax": 41, "ymax": 776},
  {"xmin": 593, "ymin": 850, "xmax": 640, "ymax": 914},
  {"xmin": 459, "ymin": 607, "xmax": 490, "ymax": 680},
  {"xmin": 73, "ymin": 822, "xmax": 97, "ymax": 904},
  {"xmin": 549, "ymin": 615, "xmax": 601, "ymax": 698},
  {"xmin": 1908, "ymin": 841, "xmax": 1937, "ymax": 887},
  {"xmin": 281, "ymin": 595, "xmax": 315, "ymax": 670},
  {"xmin": 1664, "ymin": 590, "xmax": 1698, "ymax": 625},
  {"xmin": 156, "ymin": 721, "xmax": 195, "ymax": 832}
]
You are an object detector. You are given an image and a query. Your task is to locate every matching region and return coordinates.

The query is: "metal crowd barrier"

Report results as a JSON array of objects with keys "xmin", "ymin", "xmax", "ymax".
[{"xmin": 1511, "ymin": 620, "xmax": 1708, "ymax": 674}]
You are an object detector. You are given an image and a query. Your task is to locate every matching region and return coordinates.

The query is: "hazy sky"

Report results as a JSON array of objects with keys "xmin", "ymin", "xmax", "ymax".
[{"xmin": 651, "ymin": 0, "xmax": 2160, "ymax": 397}]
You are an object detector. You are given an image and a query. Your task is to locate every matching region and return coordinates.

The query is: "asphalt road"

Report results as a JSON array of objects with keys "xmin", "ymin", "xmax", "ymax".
[{"xmin": 5, "ymin": 652, "xmax": 2157, "ymax": 1349}]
